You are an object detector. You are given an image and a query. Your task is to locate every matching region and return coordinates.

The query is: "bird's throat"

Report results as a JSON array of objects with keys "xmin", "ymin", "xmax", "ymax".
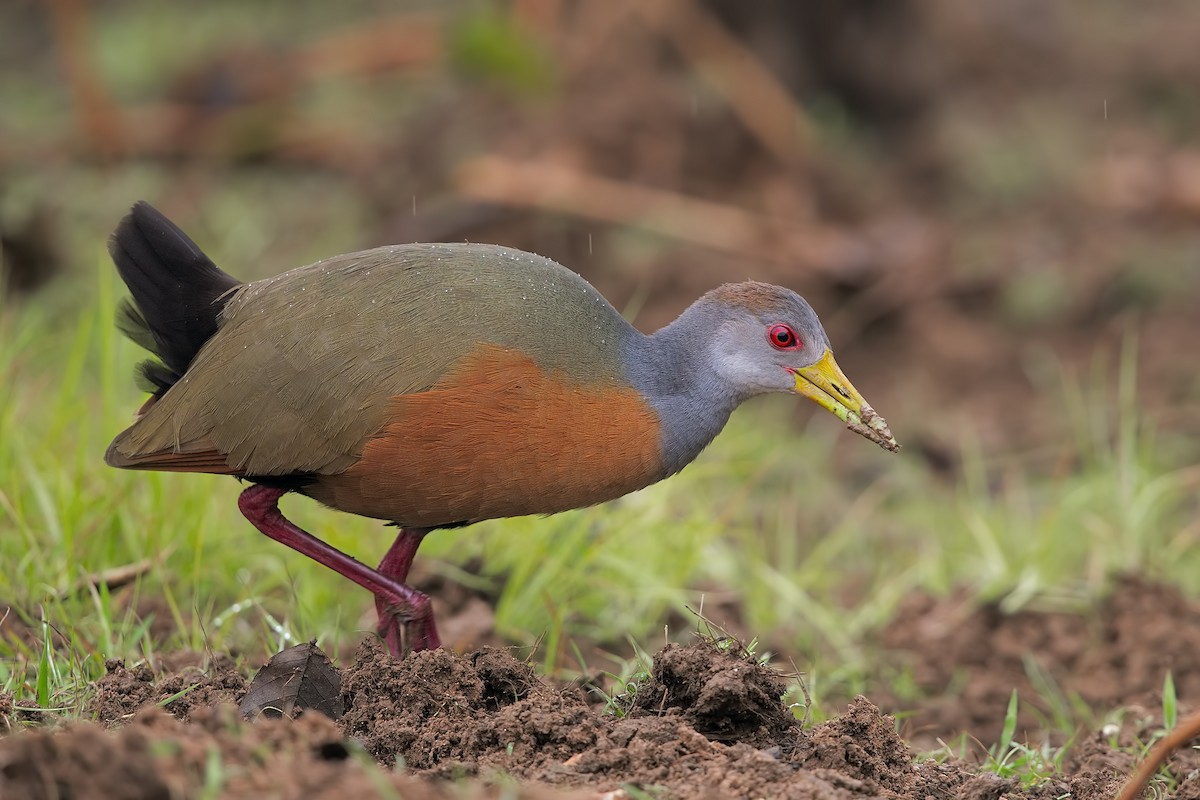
[{"xmin": 624, "ymin": 328, "xmax": 740, "ymax": 478}]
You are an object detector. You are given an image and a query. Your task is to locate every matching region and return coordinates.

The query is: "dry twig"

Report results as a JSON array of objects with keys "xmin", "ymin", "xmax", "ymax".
[
  {"xmin": 456, "ymin": 155, "xmax": 868, "ymax": 276},
  {"xmin": 64, "ymin": 559, "xmax": 155, "ymax": 599}
]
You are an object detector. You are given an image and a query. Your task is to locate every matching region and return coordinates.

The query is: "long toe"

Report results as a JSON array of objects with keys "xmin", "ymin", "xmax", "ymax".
[
  {"xmin": 375, "ymin": 593, "xmax": 440, "ymax": 657},
  {"xmin": 410, "ymin": 614, "xmax": 441, "ymax": 652},
  {"xmin": 376, "ymin": 615, "xmax": 405, "ymax": 658}
]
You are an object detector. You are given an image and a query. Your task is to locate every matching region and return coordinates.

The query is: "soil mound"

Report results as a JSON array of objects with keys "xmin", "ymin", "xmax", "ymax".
[{"xmin": 632, "ymin": 641, "xmax": 796, "ymax": 746}]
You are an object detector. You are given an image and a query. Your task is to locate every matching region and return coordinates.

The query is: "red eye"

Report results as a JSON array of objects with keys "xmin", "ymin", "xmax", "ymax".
[{"xmin": 768, "ymin": 323, "xmax": 800, "ymax": 350}]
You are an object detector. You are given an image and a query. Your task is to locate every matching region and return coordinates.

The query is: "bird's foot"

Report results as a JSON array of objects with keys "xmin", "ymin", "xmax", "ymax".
[
  {"xmin": 376, "ymin": 603, "xmax": 441, "ymax": 656},
  {"xmin": 374, "ymin": 526, "xmax": 438, "ymax": 657}
]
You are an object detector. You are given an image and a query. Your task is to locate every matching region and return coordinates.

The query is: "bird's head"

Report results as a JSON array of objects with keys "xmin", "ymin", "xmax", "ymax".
[{"xmin": 700, "ymin": 282, "xmax": 899, "ymax": 452}]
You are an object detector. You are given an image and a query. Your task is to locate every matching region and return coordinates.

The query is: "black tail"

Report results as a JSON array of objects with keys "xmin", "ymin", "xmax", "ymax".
[{"xmin": 109, "ymin": 202, "xmax": 242, "ymax": 396}]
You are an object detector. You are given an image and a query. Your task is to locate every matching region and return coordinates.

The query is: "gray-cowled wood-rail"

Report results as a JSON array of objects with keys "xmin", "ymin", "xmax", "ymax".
[{"xmin": 105, "ymin": 201, "xmax": 898, "ymax": 657}]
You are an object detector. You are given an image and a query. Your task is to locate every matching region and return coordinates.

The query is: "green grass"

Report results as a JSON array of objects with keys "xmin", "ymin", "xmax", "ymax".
[
  {"xmin": 2, "ymin": 235, "xmax": 1199, "ymax": 739},
  {"xmin": 981, "ymin": 691, "xmax": 1066, "ymax": 788}
]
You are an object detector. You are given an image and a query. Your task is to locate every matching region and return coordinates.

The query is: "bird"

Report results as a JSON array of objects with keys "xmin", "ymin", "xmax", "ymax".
[{"xmin": 105, "ymin": 201, "xmax": 898, "ymax": 657}]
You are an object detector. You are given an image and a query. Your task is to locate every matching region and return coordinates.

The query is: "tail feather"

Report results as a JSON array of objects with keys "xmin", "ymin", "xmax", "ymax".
[{"xmin": 108, "ymin": 201, "xmax": 242, "ymax": 395}]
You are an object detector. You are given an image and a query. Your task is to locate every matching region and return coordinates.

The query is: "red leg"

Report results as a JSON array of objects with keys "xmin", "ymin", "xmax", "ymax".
[
  {"xmin": 375, "ymin": 527, "xmax": 433, "ymax": 655},
  {"xmin": 237, "ymin": 484, "xmax": 440, "ymax": 656}
]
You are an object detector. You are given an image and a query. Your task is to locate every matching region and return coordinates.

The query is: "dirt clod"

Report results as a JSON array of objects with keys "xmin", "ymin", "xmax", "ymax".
[
  {"xmin": 632, "ymin": 640, "xmax": 796, "ymax": 746},
  {"xmin": 341, "ymin": 637, "xmax": 601, "ymax": 775},
  {"xmin": 792, "ymin": 696, "xmax": 917, "ymax": 794},
  {"xmin": 91, "ymin": 657, "xmax": 246, "ymax": 725}
]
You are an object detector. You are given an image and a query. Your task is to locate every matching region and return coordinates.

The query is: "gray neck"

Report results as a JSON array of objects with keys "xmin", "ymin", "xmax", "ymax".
[{"xmin": 624, "ymin": 307, "xmax": 743, "ymax": 477}]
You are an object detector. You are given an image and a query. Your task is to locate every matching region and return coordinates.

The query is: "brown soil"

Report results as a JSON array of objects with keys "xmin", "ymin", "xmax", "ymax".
[
  {"xmin": 875, "ymin": 576, "xmax": 1200, "ymax": 749},
  {"xmin": 0, "ymin": 704, "xmax": 583, "ymax": 800},
  {"xmin": 6, "ymin": 579, "xmax": 1200, "ymax": 800},
  {"xmin": 92, "ymin": 654, "xmax": 246, "ymax": 726}
]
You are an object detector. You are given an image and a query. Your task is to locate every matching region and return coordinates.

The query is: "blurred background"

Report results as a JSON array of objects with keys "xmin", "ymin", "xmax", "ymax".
[
  {"xmin": 4, "ymin": 0, "xmax": 1200, "ymax": 735},
  {"xmin": 6, "ymin": 0, "xmax": 1200, "ymax": 447},
  {"xmin": 7, "ymin": 0, "xmax": 1200, "ymax": 444}
]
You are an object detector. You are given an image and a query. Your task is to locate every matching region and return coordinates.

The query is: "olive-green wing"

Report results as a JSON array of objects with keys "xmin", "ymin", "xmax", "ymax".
[
  {"xmin": 107, "ymin": 247, "xmax": 480, "ymax": 475},
  {"xmin": 106, "ymin": 243, "xmax": 632, "ymax": 478}
]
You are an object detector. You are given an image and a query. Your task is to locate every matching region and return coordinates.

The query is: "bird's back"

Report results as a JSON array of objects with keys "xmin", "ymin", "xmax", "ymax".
[{"xmin": 109, "ymin": 243, "xmax": 667, "ymax": 526}]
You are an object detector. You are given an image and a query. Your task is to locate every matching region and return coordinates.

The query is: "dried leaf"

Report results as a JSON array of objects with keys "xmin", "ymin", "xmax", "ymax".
[{"xmin": 239, "ymin": 641, "xmax": 342, "ymax": 721}]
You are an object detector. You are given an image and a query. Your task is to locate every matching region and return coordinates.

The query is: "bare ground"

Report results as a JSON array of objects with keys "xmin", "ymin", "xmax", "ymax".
[{"xmin": 3, "ymin": 577, "xmax": 1198, "ymax": 799}]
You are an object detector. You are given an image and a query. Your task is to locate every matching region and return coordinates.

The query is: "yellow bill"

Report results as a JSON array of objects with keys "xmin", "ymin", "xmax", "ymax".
[{"xmin": 793, "ymin": 350, "xmax": 899, "ymax": 453}]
